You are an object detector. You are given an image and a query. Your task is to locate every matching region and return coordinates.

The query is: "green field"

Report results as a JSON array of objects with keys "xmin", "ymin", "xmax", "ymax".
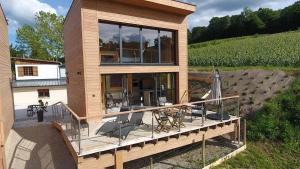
[{"xmin": 188, "ymin": 30, "xmax": 300, "ymax": 67}]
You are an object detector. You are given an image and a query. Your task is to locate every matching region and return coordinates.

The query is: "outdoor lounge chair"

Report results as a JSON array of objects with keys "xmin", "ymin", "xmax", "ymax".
[{"xmin": 110, "ymin": 112, "xmax": 145, "ymax": 139}]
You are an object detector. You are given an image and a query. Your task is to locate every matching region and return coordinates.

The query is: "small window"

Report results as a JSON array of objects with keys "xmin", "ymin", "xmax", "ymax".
[
  {"xmin": 24, "ymin": 67, "xmax": 33, "ymax": 76},
  {"xmin": 38, "ymin": 89, "xmax": 50, "ymax": 98},
  {"xmin": 18, "ymin": 66, "xmax": 38, "ymax": 77}
]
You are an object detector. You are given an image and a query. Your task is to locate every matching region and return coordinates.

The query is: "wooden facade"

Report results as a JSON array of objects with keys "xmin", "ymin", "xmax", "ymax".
[
  {"xmin": 0, "ymin": 4, "xmax": 13, "ymax": 169},
  {"xmin": 64, "ymin": 0, "xmax": 196, "ymax": 119}
]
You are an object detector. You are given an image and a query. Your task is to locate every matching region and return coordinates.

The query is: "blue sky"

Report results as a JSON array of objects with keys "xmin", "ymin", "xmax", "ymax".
[{"xmin": 1, "ymin": 0, "xmax": 298, "ymax": 45}]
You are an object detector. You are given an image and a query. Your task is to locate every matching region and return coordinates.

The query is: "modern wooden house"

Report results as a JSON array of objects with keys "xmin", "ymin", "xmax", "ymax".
[
  {"xmin": 59, "ymin": 1, "xmax": 244, "ymax": 168},
  {"xmin": 0, "ymin": 3, "xmax": 14, "ymax": 169},
  {"xmin": 64, "ymin": 0, "xmax": 196, "ymax": 119}
]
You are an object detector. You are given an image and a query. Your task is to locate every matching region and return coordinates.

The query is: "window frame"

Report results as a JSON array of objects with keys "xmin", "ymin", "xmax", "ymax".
[
  {"xmin": 23, "ymin": 66, "xmax": 33, "ymax": 76},
  {"xmin": 99, "ymin": 20, "xmax": 177, "ymax": 66},
  {"xmin": 38, "ymin": 89, "xmax": 50, "ymax": 98}
]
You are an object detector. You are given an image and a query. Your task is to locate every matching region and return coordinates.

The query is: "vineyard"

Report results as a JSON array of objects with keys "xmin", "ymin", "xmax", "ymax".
[{"xmin": 188, "ymin": 30, "xmax": 300, "ymax": 67}]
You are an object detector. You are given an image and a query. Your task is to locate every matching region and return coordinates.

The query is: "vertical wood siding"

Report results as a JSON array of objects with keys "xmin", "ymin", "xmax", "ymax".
[
  {"xmin": 65, "ymin": 0, "xmax": 191, "ymax": 119},
  {"xmin": 0, "ymin": 5, "xmax": 13, "ymax": 169}
]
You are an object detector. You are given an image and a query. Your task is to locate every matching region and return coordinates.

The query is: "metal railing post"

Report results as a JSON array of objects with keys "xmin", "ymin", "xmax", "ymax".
[
  {"xmin": 119, "ymin": 121, "xmax": 122, "ymax": 146},
  {"xmin": 78, "ymin": 119, "xmax": 81, "ymax": 154},
  {"xmin": 237, "ymin": 97, "xmax": 240, "ymax": 117},
  {"xmin": 244, "ymin": 119, "xmax": 247, "ymax": 145},
  {"xmin": 151, "ymin": 111, "xmax": 154, "ymax": 138}
]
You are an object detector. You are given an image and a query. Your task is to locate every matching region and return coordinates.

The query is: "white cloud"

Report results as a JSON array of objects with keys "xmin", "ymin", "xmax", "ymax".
[
  {"xmin": 0, "ymin": 0, "xmax": 57, "ymax": 44},
  {"xmin": 57, "ymin": 5, "xmax": 67, "ymax": 16},
  {"xmin": 1, "ymin": 0, "xmax": 57, "ymax": 25},
  {"xmin": 184, "ymin": 0, "xmax": 298, "ymax": 29}
]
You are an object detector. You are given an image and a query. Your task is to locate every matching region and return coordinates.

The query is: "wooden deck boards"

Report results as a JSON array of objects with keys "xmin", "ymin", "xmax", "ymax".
[{"xmin": 58, "ymin": 111, "xmax": 239, "ymax": 157}]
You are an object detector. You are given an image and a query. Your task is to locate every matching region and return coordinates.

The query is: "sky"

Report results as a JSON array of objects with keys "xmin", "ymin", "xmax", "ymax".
[{"xmin": 0, "ymin": 0, "xmax": 298, "ymax": 45}]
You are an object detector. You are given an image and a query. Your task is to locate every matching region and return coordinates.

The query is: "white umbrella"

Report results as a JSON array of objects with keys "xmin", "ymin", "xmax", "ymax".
[
  {"xmin": 210, "ymin": 69, "xmax": 224, "ymax": 120},
  {"xmin": 211, "ymin": 69, "xmax": 222, "ymax": 104}
]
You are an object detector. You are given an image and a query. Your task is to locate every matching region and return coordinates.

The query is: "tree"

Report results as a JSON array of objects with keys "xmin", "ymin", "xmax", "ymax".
[
  {"xmin": 242, "ymin": 8, "xmax": 265, "ymax": 34},
  {"xmin": 10, "ymin": 44, "xmax": 25, "ymax": 58},
  {"xmin": 189, "ymin": 26, "xmax": 207, "ymax": 43},
  {"xmin": 257, "ymin": 8, "xmax": 280, "ymax": 33},
  {"xmin": 15, "ymin": 11, "xmax": 64, "ymax": 61},
  {"xmin": 207, "ymin": 16, "xmax": 231, "ymax": 39},
  {"xmin": 16, "ymin": 25, "xmax": 50, "ymax": 60}
]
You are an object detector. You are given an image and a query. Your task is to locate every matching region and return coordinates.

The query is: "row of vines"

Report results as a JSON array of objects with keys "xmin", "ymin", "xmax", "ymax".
[{"xmin": 188, "ymin": 30, "xmax": 300, "ymax": 67}]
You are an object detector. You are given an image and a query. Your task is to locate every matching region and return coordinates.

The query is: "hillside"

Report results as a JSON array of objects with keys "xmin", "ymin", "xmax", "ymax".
[{"xmin": 188, "ymin": 30, "xmax": 300, "ymax": 67}]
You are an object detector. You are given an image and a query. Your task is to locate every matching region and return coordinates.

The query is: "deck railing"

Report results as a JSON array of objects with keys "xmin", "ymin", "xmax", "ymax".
[{"xmin": 51, "ymin": 95, "xmax": 240, "ymax": 155}]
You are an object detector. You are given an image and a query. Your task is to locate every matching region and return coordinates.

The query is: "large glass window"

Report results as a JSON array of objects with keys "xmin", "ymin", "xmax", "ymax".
[
  {"xmin": 99, "ymin": 23, "xmax": 120, "ymax": 63},
  {"xmin": 160, "ymin": 31, "xmax": 175, "ymax": 64},
  {"xmin": 142, "ymin": 29, "xmax": 159, "ymax": 63},
  {"xmin": 122, "ymin": 26, "xmax": 141, "ymax": 63},
  {"xmin": 99, "ymin": 22, "xmax": 176, "ymax": 65}
]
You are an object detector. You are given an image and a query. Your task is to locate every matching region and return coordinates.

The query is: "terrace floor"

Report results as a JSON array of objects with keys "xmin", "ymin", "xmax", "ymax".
[{"xmin": 58, "ymin": 111, "xmax": 239, "ymax": 157}]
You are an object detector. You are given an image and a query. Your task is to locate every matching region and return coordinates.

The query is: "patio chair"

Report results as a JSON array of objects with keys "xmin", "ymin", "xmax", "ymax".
[
  {"xmin": 27, "ymin": 105, "xmax": 34, "ymax": 117},
  {"xmin": 95, "ymin": 121, "xmax": 119, "ymax": 136},
  {"xmin": 114, "ymin": 107, "xmax": 131, "ymax": 124},
  {"xmin": 158, "ymin": 97, "xmax": 173, "ymax": 106},
  {"xmin": 154, "ymin": 109, "xmax": 171, "ymax": 132},
  {"xmin": 111, "ymin": 112, "xmax": 145, "ymax": 139},
  {"xmin": 171, "ymin": 107, "xmax": 186, "ymax": 128}
]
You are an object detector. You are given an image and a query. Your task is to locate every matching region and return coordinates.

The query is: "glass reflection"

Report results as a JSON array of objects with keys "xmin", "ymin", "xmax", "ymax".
[
  {"xmin": 142, "ymin": 29, "xmax": 159, "ymax": 63},
  {"xmin": 99, "ymin": 23, "xmax": 120, "ymax": 63},
  {"xmin": 160, "ymin": 31, "xmax": 174, "ymax": 64},
  {"xmin": 122, "ymin": 26, "xmax": 141, "ymax": 63}
]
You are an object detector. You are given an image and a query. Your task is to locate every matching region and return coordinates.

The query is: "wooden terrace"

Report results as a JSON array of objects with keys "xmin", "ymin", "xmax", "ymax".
[{"xmin": 52, "ymin": 96, "xmax": 242, "ymax": 169}]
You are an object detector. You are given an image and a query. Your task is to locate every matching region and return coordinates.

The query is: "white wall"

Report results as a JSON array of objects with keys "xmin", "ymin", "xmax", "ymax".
[
  {"xmin": 13, "ymin": 86, "xmax": 67, "ymax": 110},
  {"xmin": 60, "ymin": 67, "xmax": 66, "ymax": 78},
  {"xmin": 15, "ymin": 64, "xmax": 60, "ymax": 80}
]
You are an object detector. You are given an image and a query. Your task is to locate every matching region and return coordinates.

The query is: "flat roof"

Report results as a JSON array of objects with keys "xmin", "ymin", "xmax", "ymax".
[
  {"xmin": 12, "ymin": 79, "xmax": 67, "ymax": 88},
  {"xmin": 112, "ymin": 0, "xmax": 196, "ymax": 15},
  {"xmin": 11, "ymin": 57, "xmax": 62, "ymax": 65},
  {"xmin": 66, "ymin": 0, "xmax": 196, "ymax": 23}
]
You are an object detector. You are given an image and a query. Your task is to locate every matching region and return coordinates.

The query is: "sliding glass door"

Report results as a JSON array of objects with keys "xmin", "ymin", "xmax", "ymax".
[{"xmin": 102, "ymin": 73, "xmax": 176, "ymax": 113}]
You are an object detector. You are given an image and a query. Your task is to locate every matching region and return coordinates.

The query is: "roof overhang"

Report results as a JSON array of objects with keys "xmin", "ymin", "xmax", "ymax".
[
  {"xmin": 11, "ymin": 57, "xmax": 62, "ymax": 65},
  {"xmin": 111, "ymin": 0, "xmax": 196, "ymax": 15}
]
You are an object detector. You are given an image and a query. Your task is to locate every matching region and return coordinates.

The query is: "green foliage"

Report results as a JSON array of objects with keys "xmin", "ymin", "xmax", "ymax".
[
  {"xmin": 215, "ymin": 142, "xmax": 300, "ymax": 169},
  {"xmin": 247, "ymin": 76, "xmax": 300, "ymax": 148},
  {"xmin": 15, "ymin": 11, "xmax": 64, "ymax": 61},
  {"xmin": 189, "ymin": 1, "xmax": 300, "ymax": 44},
  {"xmin": 188, "ymin": 31, "xmax": 300, "ymax": 67}
]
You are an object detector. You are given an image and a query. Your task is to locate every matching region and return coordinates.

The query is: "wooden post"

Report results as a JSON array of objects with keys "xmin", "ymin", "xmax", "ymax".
[
  {"xmin": 202, "ymin": 134, "xmax": 205, "ymax": 168},
  {"xmin": 237, "ymin": 119, "xmax": 241, "ymax": 146},
  {"xmin": 244, "ymin": 119, "xmax": 247, "ymax": 145},
  {"xmin": 115, "ymin": 151, "xmax": 123, "ymax": 169},
  {"xmin": 150, "ymin": 157, "xmax": 154, "ymax": 169}
]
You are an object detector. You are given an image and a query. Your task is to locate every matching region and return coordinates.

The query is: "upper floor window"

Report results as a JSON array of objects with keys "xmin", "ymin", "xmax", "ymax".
[
  {"xmin": 18, "ymin": 66, "xmax": 38, "ymax": 77},
  {"xmin": 122, "ymin": 26, "xmax": 141, "ymax": 63},
  {"xmin": 99, "ymin": 22, "xmax": 176, "ymax": 65},
  {"xmin": 142, "ymin": 28, "xmax": 159, "ymax": 63},
  {"xmin": 99, "ymin": 23, "xmax": 120, "ymax": 63}
]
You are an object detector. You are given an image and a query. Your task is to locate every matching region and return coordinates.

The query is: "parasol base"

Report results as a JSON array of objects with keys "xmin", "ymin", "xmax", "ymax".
[{"xmin": 207, "ymin": 113, "xmax": 230, "ymax": 121}]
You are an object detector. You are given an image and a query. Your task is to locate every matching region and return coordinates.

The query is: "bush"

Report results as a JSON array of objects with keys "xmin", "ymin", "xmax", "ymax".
[{"xmin": 247, "ymin": 76, "xmax": 300, "ymax": 149}]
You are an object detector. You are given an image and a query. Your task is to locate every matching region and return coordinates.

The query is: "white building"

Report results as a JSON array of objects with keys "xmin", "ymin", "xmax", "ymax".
[{"xmin": 11, "ymin": 58, "xmax": 67, "ymax": 121}]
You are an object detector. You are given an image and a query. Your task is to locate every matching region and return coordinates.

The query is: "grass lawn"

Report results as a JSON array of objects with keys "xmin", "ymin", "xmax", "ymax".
[
  {"xmin": 213, "ymin": 142, "xmax": 300, "ymax": 169},
  {"xmin": 189, "ymin": 66, "xmax": 300, "ymax": 74}
]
